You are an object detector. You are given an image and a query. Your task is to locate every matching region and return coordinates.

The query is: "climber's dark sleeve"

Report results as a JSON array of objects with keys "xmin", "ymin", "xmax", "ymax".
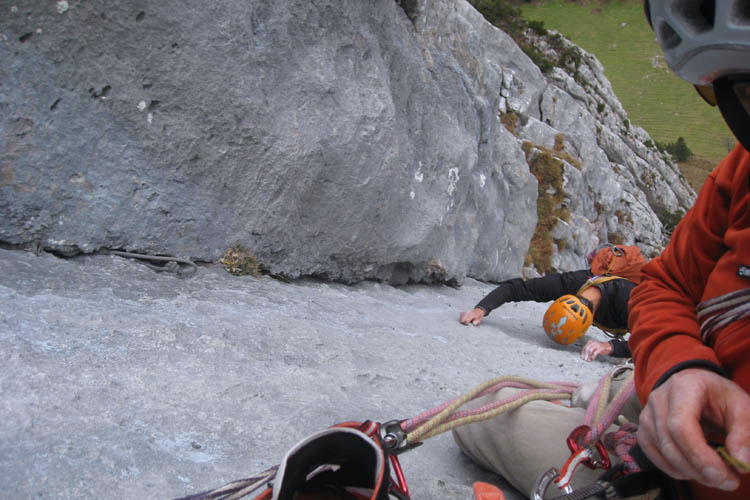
[
  {"xmin": 475, "ymin": 269, "xmax": 590, "ymax": 316},
  {"xmin": 609, "ymin": 338, "xmax": 632, "ymax": 358},
  {"xmin": 591, "ymin": 279, "xmax": 636, "ymax": 331}
]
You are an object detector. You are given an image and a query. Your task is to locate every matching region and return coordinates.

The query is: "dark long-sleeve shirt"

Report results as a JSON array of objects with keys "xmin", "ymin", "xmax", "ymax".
[{"xmin": 475, "ymin": 269, "xmax": 634, "ymax": 358}]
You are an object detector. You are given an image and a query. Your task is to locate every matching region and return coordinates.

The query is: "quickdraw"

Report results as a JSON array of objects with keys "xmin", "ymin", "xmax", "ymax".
[
  {"xmin": 533, "ymin": 467, "xmax": 572, "ymax": 500},
  {"xmin": 553, "ymin": 425, "xmax": 611, "ymax": 490},
  {"xmin": 566, "ymin": 425, "xmax": 611, "ymax": 470},
  {"xmin": 535, "ymin": 367, "xmax": 638, "ymax": 496},
  {"xmin": 534, "ymin": 471, "xmax": 618, "ymax": 500}
]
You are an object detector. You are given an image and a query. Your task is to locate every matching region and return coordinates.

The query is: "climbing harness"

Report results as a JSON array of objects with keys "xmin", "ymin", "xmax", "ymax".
[
  {"xmin": 576, "ymin": 275, "xmax": 622, "ymax": 295},
  {"xmin": 172, "ymin": 377, "xmax": 579, "ymax": 500},
  {"xmin": 106, "ymin": 249, "xmax": 198, "ymax": 276},
  {"xmin": 576, "ymin": 276, "xmax": 629, "ymax": 337},
  {"xmin": 173, "ymin": 369, "xmax": 659, "ymax": 500}
]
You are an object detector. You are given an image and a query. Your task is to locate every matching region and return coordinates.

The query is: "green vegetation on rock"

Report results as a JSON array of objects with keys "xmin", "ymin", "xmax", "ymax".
[
  {"xmin": 522, "ymin": 141, "xmax": 572, "ymax": 274},
  {"xmin": 220, "ymin": 244, "xmax": 265, "ymax": 276}
]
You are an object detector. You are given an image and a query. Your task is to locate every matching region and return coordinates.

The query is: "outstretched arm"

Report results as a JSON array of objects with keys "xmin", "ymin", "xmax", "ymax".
[{"xmin": 459, "ymin": 270, "xmax": 591, "ymax": 325}]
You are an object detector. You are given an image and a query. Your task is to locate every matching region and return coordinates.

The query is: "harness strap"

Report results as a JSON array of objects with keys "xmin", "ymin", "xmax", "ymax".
[
  {"xmin": 577, "ymin": 276, "xmax": 629, "ymax": 337},
  {"xmin": 576, "ymin": 276, "xmax": 623, "ymax": 295}
]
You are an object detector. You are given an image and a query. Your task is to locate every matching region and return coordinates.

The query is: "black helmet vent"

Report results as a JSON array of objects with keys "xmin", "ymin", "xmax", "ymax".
[
  {"xmin": 674, "ymin": 0, "xmax": 715, "ymax": 34},
  {"xmin": 659, "ymin": 21, "xmax": 683, "ymax": 49}
]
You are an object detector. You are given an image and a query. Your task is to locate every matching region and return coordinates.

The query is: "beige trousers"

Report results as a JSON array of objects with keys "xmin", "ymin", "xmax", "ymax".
[{"xmin": 452, "ymin": 366, "xmax": 641, "ymax": 499}]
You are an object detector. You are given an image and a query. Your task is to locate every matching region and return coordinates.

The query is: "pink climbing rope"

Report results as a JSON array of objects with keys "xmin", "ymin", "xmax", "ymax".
[{"xmin": 401, "ymin": 375, "xmax": 579, "ymax": 444}]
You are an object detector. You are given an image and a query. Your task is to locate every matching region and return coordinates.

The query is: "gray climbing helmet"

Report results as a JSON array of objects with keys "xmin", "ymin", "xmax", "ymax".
[
  {"xmin": 645, "ymin": 1, "xmax": 750, "ymax": 150},
  {"xmin": 645, "ymin": 1, "xmax": 750, "ymax": 85}
]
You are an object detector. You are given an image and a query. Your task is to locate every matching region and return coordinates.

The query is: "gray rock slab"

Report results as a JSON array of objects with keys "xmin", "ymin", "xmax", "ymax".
[
  {"xmin": 0, "ymin": 0, "xmax": 538, "ymax": 285},
  {"xmin": 0, "ymin": 248, "xmax": 618, "ymax": 499}
]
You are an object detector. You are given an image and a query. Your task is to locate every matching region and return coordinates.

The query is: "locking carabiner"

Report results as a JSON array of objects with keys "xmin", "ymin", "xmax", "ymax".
[{"xmin": 566, "ymin": 425, "xmax": 610, "ymax": 470}]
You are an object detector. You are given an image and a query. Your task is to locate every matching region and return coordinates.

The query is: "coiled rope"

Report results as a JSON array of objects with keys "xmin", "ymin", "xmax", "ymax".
[
  {"xmin": 698, "ymin": 288, "xmax": 750, "ymax": 342},
  {"xmin": 401, "ymin": 376, "xmax": 579, "ymax": 444},
  {"xmin": 603, "ymin": 423, "xmax": 640, "ymax": 473},
  {"xmin": 580, "ymin": 369, "xmax": 636, "ymax": 446}
]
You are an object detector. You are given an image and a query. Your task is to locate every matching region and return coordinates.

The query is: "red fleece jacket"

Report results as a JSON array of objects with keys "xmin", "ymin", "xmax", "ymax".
[{"xmin": 629, "ymin": 144, "xmax": 750, "ymax": 499}]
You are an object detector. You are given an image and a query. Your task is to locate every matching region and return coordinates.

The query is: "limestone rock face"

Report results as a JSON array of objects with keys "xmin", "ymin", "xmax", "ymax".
[
  {"xmin": 0, "ymin": 0, "xmax": 694, "ymax": 283},
  {"xmin": 517, "ymin": 30, "xmax": 695, "ymax": 269}
]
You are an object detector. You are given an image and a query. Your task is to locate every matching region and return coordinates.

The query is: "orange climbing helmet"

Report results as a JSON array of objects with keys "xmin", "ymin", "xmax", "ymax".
[{"xmin": 543, "ymin": 295, "xmax": 593, "ymax": 345}]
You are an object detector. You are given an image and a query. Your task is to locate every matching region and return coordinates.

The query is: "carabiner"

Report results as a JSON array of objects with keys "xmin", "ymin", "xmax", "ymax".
[
  {"xmin": 533, "ymin": 468, "xmax": 573, "ymax": 500},
  {"xmin": 379, "ymin": 420, "xmax": 422, "ymax": 455},
  {"xmin": 554, "ymin": 447, "xmax": 594, "ymax": 489},
  {"xmin": 566, "ymin": 425, "xmax": 610, "ymax": 470}
]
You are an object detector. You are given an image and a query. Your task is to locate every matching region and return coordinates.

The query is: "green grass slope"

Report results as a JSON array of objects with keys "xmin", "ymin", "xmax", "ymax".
[{"xmin": 519, "ymin": 0, "xmax": 733, "ymax": 170}]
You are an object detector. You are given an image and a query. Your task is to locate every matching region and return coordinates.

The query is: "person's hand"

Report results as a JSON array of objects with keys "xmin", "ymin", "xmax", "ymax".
[
  {"xmin": 637, "ymin": 368, "xmax": 750, "ymax": 491},
  {"xmin": 459, "ymin": 307, "xmax": 485, "ymax": 326},
  {"xmin": 580, "ymin": 340, "xmax": 612, "ymax": 361}
]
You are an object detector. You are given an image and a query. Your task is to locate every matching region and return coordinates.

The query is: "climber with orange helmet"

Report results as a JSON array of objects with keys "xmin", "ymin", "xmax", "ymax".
[
  {"xmin": 542, "ymin": 294, "xmax": 594, "ymax": 345},
  {"xmin": 456, "ymin": 1, "xmax": 750, "ymax": 497},
  {"xmin": 459, "ymin": 268, "xmax": 634, "ymax": 361}
]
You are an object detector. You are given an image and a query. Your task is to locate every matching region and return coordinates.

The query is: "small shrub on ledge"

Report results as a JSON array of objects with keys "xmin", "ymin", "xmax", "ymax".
[{"xmin": 220, "ymin": 244, "xmax": 265, "ymax": 276}]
